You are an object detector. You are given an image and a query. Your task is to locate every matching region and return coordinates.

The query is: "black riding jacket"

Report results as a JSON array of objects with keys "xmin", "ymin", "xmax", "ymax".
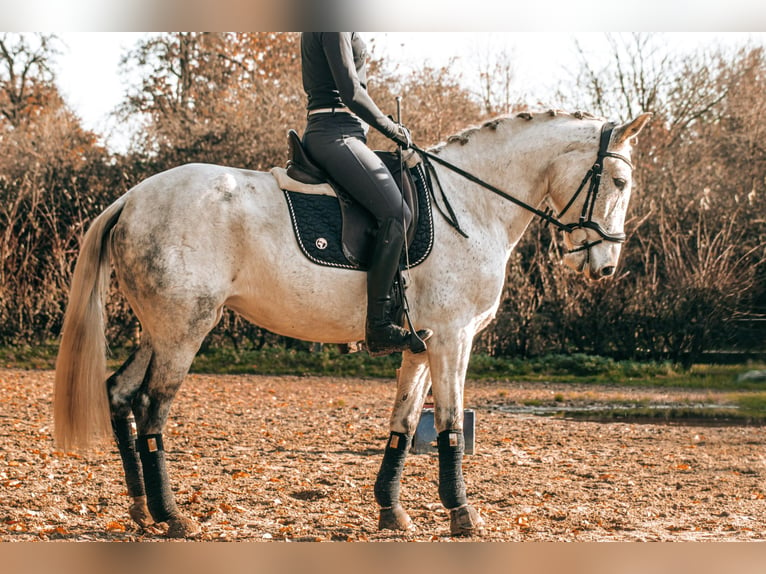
[{"xmin": 301, "ymin": 32, "xmax": 399, "ymax": 141}]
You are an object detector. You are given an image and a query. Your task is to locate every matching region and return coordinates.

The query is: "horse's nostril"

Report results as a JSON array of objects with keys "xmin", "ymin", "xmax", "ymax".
[{"xmin": 601, "ymin": 266, "xmax": 615, "ymax": 277}]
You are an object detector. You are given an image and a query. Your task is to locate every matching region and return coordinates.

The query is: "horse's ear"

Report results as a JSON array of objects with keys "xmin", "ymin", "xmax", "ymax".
[{"xmin": 613, "ymin": 113, "xmax": 652, "ymax": 146}]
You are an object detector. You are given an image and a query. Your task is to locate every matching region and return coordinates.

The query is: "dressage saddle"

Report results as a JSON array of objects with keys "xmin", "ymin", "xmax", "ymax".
[{"xmin": 283, "ymin": 129, "xmax": 422, "ymax": 268}]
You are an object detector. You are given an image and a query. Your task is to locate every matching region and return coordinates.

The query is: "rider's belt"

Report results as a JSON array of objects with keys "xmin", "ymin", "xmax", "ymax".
[{"xmin": 307, "ymin": 107, "xmax": 353, "ymax": 117}]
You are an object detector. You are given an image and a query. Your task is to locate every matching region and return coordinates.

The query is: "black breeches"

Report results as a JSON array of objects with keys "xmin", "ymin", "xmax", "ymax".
[{"xmin": 303, "ymin": 113, "xmax": 411, "ymax": 230}]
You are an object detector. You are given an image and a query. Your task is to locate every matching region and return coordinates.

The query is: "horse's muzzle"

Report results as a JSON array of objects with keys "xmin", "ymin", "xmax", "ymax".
[{"xmin": 562, "ymin": 250, "xmax": 618, "ymax": 281}]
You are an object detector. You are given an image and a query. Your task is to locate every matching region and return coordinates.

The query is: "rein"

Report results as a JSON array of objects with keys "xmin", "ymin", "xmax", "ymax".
[{"xmin": 412, "ymin": 122, "xmax": 633, "ymax": 252}]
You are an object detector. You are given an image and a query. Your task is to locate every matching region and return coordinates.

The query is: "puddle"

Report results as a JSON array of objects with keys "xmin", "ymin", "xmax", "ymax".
[
  {"xmin": 484, "ymin": 403, "xmax": 758, "ymax": 426},
  {"xmin": 492, "ymin": 403, "xmax": 737, "ymax": 416}
]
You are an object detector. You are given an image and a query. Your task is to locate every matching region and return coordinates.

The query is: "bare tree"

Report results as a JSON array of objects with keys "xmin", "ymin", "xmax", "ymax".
[
  {"xmin": 474, "ymin": 43, "xmax": 516, "ymax": 116},
  {"xmin": 120, "ymin": 32, "xmax": 303, "ymax": 169},
  {"xmin": 481, "ymin": 37, "xmax": 766, "ymax": 363},
  {"xmin": 573, "ymin": 33, "xmax": 670, "ymax": 121},
  {"xmin": 0, "ymin": 33, "xmax": 60, "ymax": 128},
  {"xmin": 361, "ymin": 58, "xmax": 486, "ymax": 153}
]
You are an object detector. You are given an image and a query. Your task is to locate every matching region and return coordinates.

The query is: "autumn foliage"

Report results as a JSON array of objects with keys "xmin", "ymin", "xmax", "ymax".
[{"xmin": 0, "ymin": 32, "xmax": 764, "ymax": 364}]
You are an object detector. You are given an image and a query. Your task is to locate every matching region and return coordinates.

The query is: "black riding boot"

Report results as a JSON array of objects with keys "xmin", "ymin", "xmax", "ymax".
[{"xmin": 366, "ymin": 219, "xmax": 431, "ymax": 356}]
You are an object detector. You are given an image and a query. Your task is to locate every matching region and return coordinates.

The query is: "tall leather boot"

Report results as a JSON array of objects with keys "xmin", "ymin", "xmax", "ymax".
[{"xmin": 365, "ymin": 218, "xmax": 431, "ymax": 356}]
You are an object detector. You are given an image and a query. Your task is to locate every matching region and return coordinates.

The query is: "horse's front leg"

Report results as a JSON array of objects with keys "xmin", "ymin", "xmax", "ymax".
[
  {"xmin": 374, "ymin": 351, "xmax": 431, "ymax": 531},
  {"xmin": 428, "ymin": 330, "xmax": 485, "ymax": 536}
]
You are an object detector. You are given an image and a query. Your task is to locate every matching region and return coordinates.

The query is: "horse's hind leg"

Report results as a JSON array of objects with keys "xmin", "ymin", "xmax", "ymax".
[
  {"xmin": 107, "ymin": 341, "xmax": 154, "ymax": 528},
  {"xmin": 108, "ymin": 337, "xmax": 202, "ymax": 536},
  {"xmin": 375, "ymin": 351, "xmax": 431, "ymax": 531},
  {"xmin": 129, "ymin": 334, "xmax": 209, "ymax": 539},
  {"xmin": 112, "ymin": 296, "xmax": 222, "ymax": 538}
]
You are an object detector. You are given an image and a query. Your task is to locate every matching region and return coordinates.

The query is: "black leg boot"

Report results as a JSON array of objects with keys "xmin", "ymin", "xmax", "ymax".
[{"xmin": 365, "ymin": 219, "xmax": 431, "ymax": 356}]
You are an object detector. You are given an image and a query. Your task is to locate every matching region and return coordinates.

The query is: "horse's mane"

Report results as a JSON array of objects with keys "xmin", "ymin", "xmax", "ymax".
[{"xmin": 435, "ymin": 109, "xmax": 602, "ymax": 151}]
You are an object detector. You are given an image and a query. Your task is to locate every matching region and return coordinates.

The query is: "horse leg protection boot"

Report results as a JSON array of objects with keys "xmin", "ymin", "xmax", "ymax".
[
  {"xmin": 437, "ymin": 430, "xmax": 468, "ymax": 510},
  {"xmin": 374, "ymin": 431, "xmax": 411, "ymax": 508},
  {"xmin": 112, "ymin": 416, "xmax": 146, "ymax": 498},
  {"xmin": 438, "ymin": 430, "xmax": 484, "ymax": 535},
  {"xmin": 137, "ymin": 434, "xmax": 179, "ymax": 523},
  {"xmin": 375, "ymin": 432, "xmax": 413, "ymax": 530}
]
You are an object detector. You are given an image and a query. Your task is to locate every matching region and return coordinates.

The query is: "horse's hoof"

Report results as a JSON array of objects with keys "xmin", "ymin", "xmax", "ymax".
[
  {"xmin": 378, "ymin": 505, "xmax": 414, "ymax": 531},
  {"xmin": 128, "ymin": 497, "xmax": 154, "ymax": 528},
  {"xmin": 166, "ymin": 515, "xmax": 201, "ymax": 539},
  {"xmin": 449, "ymin": 505, "xmax": 484, "ymax": 537}
]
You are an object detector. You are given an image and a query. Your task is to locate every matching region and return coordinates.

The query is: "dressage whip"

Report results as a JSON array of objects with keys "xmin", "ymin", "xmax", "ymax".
[
  {"xmin": 396, "ymin": 96, "xmax": 413, "ymax": 271},
  {"xmin": 395, "ymin": 96, "xmax": 427, "ymax": 354}
]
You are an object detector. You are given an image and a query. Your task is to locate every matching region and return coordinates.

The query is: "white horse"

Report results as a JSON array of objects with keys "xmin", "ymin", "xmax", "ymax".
[{"xmin": 54, "ymin": 110, "xmax": 651, "ymax": 538}]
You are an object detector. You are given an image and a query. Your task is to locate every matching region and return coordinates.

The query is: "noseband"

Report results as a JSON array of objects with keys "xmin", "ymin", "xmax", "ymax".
[
  {"xmin": 412, "ymin": 121, "xmax": 633, "ymax": 254},
  {"xmin": 556, "ymin": 122, "xmax": 633, "ymax": 253}
]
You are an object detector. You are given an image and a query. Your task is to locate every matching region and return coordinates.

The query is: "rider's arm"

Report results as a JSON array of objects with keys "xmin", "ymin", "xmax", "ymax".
[{"xmin": 319, "ymin": 32, "xmax": 399, "ymax": 141}]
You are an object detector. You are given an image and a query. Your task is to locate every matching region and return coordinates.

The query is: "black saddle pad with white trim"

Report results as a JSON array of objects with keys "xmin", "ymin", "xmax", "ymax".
[{"xmin": 283, "ymin": 163, "xmax": 434, "ymax": 271}]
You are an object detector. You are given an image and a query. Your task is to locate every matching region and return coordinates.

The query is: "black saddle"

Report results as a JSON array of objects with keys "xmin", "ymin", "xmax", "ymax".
[{"xmin": 281, "ymin": 129, "xmax": 433, "ymax": 270}]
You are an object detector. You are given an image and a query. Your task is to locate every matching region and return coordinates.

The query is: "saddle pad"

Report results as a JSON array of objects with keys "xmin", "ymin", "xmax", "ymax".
[{"xmin": 282, "ymin": 163, "xmax": 434, "ymax": 271}]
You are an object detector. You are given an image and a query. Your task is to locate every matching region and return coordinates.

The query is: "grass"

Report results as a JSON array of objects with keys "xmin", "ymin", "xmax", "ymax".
[
  {"xmin": 468, "ymin": 353, "xmax": 766, "ymax": 390},
  {"xmin": 731, "ymin": 392, "xmax": 766, "ymax": 418},
  {"xmin": 188, "ymin": 346, "xmax": 403, "ymax": 378},
  {"xmin": 0, "ymin": 343, "xmax": 62, "ymax": 370},
  {"xmin": 0, "ymin": 343, "xmax": 406, "ymax": 378},
  {"xmin": 3, "ymin": 343, "xmax": 765, "ymax": 422},
  {"xmin": 2, "ymin": 344, "xmax": 763, "ymax": 387}
]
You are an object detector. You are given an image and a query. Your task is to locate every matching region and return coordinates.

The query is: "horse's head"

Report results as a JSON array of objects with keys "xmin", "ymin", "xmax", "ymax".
[{"xmin": 547, "ymin": 113, "xmax": 652, "ymax": 281}]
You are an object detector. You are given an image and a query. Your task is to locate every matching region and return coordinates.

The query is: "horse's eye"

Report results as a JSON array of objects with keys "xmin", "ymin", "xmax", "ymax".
[{"xmin": 613, "ymin": 177, "xmax": 627, "ymax": 190}]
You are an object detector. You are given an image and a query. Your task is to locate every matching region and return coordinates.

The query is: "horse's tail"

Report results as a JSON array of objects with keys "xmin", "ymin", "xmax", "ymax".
[{"xmin": 54, "ymin": 197, "xmax": 126, "ymax": 451}]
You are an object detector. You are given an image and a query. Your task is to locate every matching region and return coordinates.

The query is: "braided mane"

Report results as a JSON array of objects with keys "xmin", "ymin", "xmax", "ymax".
[{"xmin": 437, "ymin": 109, "xmax": 602, "ymax": 150}]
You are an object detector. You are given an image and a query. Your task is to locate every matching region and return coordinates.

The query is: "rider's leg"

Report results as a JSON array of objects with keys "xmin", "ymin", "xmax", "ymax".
[{"xmin": 303, "ymin": 115, "xmax": 431, "ymax": 355}]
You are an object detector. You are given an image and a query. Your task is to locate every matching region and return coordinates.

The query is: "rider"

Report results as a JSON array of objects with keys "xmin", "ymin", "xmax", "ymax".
[{"xmin": 300, "ymin": 32, "xmax": 432, "ymax": 356}]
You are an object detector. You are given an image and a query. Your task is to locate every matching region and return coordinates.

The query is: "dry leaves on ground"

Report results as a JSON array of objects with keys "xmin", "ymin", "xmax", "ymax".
[{"xmin": 1, "ymin": 369, "xmax": 765, "ymax": 541}]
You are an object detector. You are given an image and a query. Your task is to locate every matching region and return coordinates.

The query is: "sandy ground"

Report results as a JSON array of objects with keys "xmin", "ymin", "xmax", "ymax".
[{"xmin": 1, "ymin": 368, "xmax": 765, "ymax": 542}]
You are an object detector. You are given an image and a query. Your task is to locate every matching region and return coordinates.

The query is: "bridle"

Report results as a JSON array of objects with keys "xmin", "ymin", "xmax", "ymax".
[
  {"xmin": 555, "ymin": 122, "xmax": 633, "ymax": 252},
  {"xmin": 412, "ymin": 121, "xmax": 634, "ymax": 254}
]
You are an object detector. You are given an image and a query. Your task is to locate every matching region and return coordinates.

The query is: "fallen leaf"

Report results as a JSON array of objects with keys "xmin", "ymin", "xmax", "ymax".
[{"xmin": 105, "ymin": 521, "xmax": 126, "ymax": 532}]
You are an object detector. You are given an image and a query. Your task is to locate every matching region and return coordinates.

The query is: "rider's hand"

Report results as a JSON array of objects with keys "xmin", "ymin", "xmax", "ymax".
[{"xmin": 392, "ymin": 123, "xmax": 412, "ymax": 149}]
